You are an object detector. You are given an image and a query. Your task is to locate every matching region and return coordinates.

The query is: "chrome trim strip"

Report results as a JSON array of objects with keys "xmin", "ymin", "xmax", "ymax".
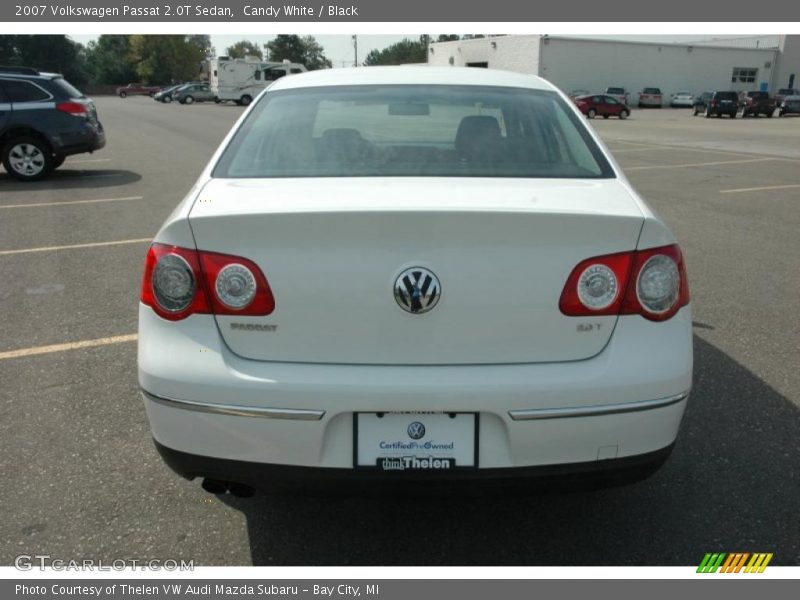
[
  {"xmin": 141, "ymin": 390, "xmax": 325, "ymax": 421},
  {"xmin": 508, "ymin": 392, "xmax": 689, "ymax": 421}
]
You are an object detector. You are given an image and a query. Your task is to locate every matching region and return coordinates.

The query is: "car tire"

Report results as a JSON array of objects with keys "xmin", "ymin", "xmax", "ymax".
[
  {"xmin": 705, "ymin": 108, "xmax": 711, "ymax": 118},
  {"xmin": 184, "ymin": 95, "xmax": 194, "ymax": 105},
  {"xmin": 2, "ymin": 136, "xmax": 54, "ymax": 182},
  {"xmin": 730, "ymin": 112, "xmax": 737, "ymax": 118},
  {"xmin": 240, "ymin": 95, "xmax": 253, "ymax": 106},
  {"xmin": 693, "ymin": 107, "xmax": 699, "ymax": 116},
  {"xmin": 767, "ymin": 111, "xmax": 774, "ymax": 118},
  {"xmin": 587, "ymin": 108, "xmax": 596, "ymax": 119},
  {"xmin": 619, "ymin": 109, "xmax": 629, "ymax": 120},
  {"xmin": 603, "ymin": 115, "xmax": 609, "ymax": 119},
  {"xmin": 118, "ymin": 91, "xmax": 127, "ymax": 99},
  {"xmin": 163, "ymin": 95, "xmax": 172, "ymax": 103}
]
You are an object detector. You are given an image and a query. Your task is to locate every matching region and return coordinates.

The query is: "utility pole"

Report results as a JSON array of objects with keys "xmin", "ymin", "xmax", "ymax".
[{"xmin": 353, "ymin": 35, "xmax": 358, "ymax": 67}]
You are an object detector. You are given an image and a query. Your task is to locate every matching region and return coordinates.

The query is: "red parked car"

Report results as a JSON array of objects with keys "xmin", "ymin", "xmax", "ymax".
[
  {"xmin": 573, "ymin": 94, "xmax": 631, "ymax": 119},
  {"xmin": 116, "ymin": 83, "xmax": 162, "ymax": 98}
]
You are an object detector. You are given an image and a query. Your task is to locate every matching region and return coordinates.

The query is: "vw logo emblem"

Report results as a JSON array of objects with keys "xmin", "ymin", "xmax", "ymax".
[
  {"xmin": 393, "ymin": 267, "xmax": 441, "ymax": 314},
  {"xmin": 407, "ymin": 421, "xmax": 426, "ymax": 440}
]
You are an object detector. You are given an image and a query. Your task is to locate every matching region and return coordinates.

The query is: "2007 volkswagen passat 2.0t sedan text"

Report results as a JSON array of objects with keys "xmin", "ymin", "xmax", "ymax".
[{"xmin": 138, "ymin": 67, "xmax": 692, "ymax": 494}]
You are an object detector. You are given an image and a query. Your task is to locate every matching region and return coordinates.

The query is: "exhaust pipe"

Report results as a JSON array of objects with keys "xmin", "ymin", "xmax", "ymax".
[
  {"xmin": 201, "ymin": 478, "xmax": 255, "ymax": 498},
  {"xmin": 201, "ymin": 478, "xmax": 228, "ymax": 495}
]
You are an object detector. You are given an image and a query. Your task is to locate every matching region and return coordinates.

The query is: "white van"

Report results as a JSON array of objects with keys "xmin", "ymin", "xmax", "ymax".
[{"xmin": 209, "ymin": 57, "xmax": 307, "ymax": 106}]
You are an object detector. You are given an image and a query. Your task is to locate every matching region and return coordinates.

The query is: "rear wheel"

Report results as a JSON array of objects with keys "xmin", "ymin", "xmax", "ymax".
[
  {"xmin": 163, "ymin": 95, "xmax": 172, "ymax": 103},
  {"xmin": 619, "ymin": 109, "xmax": 629, "ymax": 120},
  {"xmin": 2, "ymin": 136, "xmax": 53, "ymax": 181},
  {"xmin": 587, "ymin": 108, "xmax": 596, "ymax": 119},
  {"xmin": 183, "ymin": 95, "xmax": 194, "ymax": 105},
  {"xmin": 692, "ymin": 107, "xmax": 699, "ymax": 116},
  {"xmin": 603, "ymin": 114, "xmax": 609, "ymax": 119},
  {"xmin": 118, "ymin": 91, "xmax": 127, "ymax": 99},
  {"xmin": 240, "ymin": 94, "xmax": 253, "ymax": 106},
  {"xmin": 730, "ymin": 111, "xmax": 737, "ymax": 118}
]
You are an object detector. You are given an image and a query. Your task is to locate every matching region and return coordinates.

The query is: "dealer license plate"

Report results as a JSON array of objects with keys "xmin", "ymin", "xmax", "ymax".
[{"xmin": 354, "ymin": 412, "xmax": 478, "ymax": 470}]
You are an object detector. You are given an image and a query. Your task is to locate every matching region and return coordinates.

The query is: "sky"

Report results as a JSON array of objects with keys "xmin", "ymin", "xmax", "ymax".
[{"xmin": 66, "ymin": 34, "xmax": 761, "ymax": 68}]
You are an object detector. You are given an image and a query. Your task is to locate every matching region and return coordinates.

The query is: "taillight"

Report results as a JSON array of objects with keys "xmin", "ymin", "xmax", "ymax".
[
  {"xmin": 710, "ymin": 100, "xmax": 717, "ymax": 107},
  {"xmin": 141, "ymin": 243, "xmax": 274, "ymax": 321},
  {"xmin": 560, "ymin": 244, "xmax": 689, "ymax": 322},
  {"xmin": 199, "ymin": 251, "xmax": 275, "ymax": 315},
  {"xmin": 56, "ymin": 101, "xmax": 88, "ymax": 118}
]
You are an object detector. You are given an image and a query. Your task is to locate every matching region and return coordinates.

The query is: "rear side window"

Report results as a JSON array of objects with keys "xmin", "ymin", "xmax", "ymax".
[
  {"xmin": 2, "ymin": 79, "xmax": 51, "ymax": 103},
  {"xmin": 51, "ymin": 78, "xmax": 84, "ymax": 99},
  {"xmin": 214, "ymin": 85, "xmax": 615, "ymax": 180}
]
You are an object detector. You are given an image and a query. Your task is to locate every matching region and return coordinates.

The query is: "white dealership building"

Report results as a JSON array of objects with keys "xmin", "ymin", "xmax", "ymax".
[{"xmin": 428, "ymin": 35, "xmax": 800, "ymax": 99}]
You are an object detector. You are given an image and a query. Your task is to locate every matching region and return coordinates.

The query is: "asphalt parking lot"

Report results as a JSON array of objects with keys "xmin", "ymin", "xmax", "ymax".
[{"xmin": 1, "ymin": 98, "xmax": 798, "ymax": 566}]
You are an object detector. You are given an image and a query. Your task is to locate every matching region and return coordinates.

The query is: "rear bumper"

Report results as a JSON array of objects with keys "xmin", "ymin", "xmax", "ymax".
[
  {"xmin": 153, "ymin": 438, "xmax": 676, "ymax": 488},
  {"xmin": 139, "ymin": 304, "xmax": 693, "ymax": 473},
  {"xmin": 53, "ymin": 122, "xmax": 105, "ymax": 156}
]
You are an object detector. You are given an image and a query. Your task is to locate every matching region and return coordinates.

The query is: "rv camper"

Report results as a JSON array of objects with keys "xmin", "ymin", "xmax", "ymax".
[{"xmin": 209, "ymin": 57, "xmax": 307, "ymax": 105}]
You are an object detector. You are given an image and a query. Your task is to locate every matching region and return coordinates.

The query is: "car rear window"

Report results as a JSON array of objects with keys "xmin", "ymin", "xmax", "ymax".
[
  {"xmin": 606, "ymin": 87, "xmax": 624, "ymax": 94},
  {"xmin": 778, "ymin": 89, "xmax": 796, "ymax": 95},
  {"xmin": 715, "ymin": 92, "xmax": 739, "ymax": 101},
  {"xmin": 213, "ymin": 85, "xmax": 615, "ymax": 180},
  {"xmin": 748, "ymin": 91, "xmax": 768, "ymax": 99},
  {"xmin": 51, "ymin": 78, "xmax": 85, "ymax": 98},
  {"xmin": 643, "ymin": 88, "xmax": 661, "ymax": 94}
]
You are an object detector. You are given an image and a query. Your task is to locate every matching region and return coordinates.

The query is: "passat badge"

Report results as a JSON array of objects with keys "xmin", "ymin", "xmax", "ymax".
[{"xmin": 393, "ymin": 267, "xmax": 441, "ymax": 314}]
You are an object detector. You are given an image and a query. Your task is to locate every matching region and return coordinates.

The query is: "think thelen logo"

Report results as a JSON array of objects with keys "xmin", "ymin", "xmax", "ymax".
[{"xmin": 697, "ymin": 552, "xmax": 773, "ymax": 573}]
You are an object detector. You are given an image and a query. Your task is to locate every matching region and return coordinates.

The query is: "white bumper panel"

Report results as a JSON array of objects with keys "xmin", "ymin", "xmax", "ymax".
[{"xmin": 138, "ymin": 303, "xmax": 692, "ymax": 469}]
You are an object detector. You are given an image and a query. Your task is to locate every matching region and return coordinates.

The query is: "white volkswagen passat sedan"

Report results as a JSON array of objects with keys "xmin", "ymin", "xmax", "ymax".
[{"xmin": 138, "ymin": 67, "xmax": 692, "ymax": 494}]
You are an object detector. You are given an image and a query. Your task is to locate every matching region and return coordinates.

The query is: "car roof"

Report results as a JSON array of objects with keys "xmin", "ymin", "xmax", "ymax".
[
  {"xmin": 267, "ymin": 66, "xmax": 558, "ymax": 92},
  {"xmin": 0, "ymin": 71, "xmax": 60, "ymax": 81}
]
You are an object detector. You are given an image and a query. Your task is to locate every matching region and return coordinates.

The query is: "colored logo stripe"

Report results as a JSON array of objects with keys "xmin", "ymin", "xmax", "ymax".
[{"xmin": 697, "ymin": 553, "xmax": 773, "ymax": 573}]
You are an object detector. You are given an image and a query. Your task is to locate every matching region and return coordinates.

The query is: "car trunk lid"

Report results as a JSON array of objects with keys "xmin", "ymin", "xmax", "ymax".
[{"xmin": 188, "ymin": 177, "xmax": 644, "ymax": 365}]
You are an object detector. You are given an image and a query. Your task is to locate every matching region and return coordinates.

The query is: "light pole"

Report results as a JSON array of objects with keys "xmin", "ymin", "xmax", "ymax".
[{"xmin": 353, "ymin": 35, "xmax": 358, "ymax": 67}]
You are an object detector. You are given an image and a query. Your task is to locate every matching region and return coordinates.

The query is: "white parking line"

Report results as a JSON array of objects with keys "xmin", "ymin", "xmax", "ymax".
[
  {"xmin": 625, "ymin": 158, "xmax": 775, "ymax": 171},
  {"xmin": 720, "ymin": 183, "xmax": 800, "ymax": 194},
  {"xmin": 610, "ymin": 147, "xmax": 686, "ymax": 154},
  {"xmin": 64, "ymin": 158, "xmax": 111, "ymax": 164},
  {"xmin": 0, "ymin": 196, "xmax": 142, "ymax": 210},
  {"xmin": 607, "ymin": 139, "xmax": 800, "ymax": 162},
  {"xmin": 0, "ymin": 334, "xmax": 138, "ymax": 361},
  {"xmin": 0, "ymin": 238, "xmax": 150, "ymax": 256}
]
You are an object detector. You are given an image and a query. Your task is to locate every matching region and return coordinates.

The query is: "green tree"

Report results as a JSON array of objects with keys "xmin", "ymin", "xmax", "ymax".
[
  {"xmin": 187, "ymin": 35, "xmax": 214, "ymax": 59},
  {"xmin": 0, "ymin": 35, "xmax": 88, "ymax": 84},
  {"xmin": 264, "ymin": 35, "xmax": 332, "ymax": 70},
  {"xmin": 226, "ymin": 40, "xmax": 263, "ymax": 60},
  {"xmin": 85, "ymin": 35, "xmax": 137, "ymax": 85},
  {"xmin": 363, "ymin": 37, "xmax": 428, "ymax": 66},
  {"xmin": 128, "ymin": 35, "xmax": 205, "ymax": 84}
]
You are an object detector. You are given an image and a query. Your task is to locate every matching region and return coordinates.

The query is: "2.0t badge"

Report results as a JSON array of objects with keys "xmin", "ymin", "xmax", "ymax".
[{"xmin": 393, "ymin": 267, "xmax": 441, "ymax": 314}]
